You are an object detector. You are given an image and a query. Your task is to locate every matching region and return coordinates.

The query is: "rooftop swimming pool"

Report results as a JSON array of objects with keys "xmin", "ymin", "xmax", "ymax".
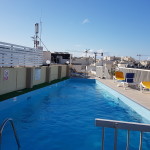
[{"xmin": 0, "ymin": 78, "xmax": 150, "ymax": 150}]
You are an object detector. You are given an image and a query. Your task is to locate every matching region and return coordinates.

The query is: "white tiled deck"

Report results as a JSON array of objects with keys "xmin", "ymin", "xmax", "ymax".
[{"xmin": 95, "ymin": 77, "xmax": 150, "ymax": 110}]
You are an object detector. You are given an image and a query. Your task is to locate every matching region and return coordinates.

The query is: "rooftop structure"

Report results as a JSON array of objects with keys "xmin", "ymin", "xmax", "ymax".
[
  {"xmin": 0, "ymin": 41, "xmax": 43, "ymax": 67},
  {"xmin": 121, "ymin": 56, "xmax": 135, "ymax": 62},
  {"xmin": 51, "ymin": 52, "xmax": 71, "ymax": 64}
]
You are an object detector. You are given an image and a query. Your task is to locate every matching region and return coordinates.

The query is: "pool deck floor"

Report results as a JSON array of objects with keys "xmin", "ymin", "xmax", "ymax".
[{"xmin": 95, "ymin": 77, "xmax": 150, "ymax": 110}]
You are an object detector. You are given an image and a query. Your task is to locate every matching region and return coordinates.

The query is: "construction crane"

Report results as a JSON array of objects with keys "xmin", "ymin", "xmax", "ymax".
[
  {"xmin": 93, "ymin": 52, "xmax": 103, "ymax": 64},
  {"xmin": 84, "ymin": 49, "xmax": 90, "ymax": 57},
  {"xmin": 137, "ymin": 54, "xmax": 150, "ymax": 61},
  {"xmin": 83, "ymin": 50, "xmax": 104, "ymax": 64}
]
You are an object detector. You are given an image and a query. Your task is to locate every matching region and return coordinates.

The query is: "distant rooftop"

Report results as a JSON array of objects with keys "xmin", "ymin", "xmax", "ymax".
[{"xmin": 53, "ymin": 52, "xmax": 70, "ymax": 54}]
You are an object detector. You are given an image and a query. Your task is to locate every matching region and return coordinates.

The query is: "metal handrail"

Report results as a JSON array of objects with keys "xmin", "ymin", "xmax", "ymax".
[
  {"xmin": 0, "ymin": 118, "xmax": 21, "ymax": 150},
  {"xmin": 95, "ymin": 118, "xmax": 150, "ymax": 150}
]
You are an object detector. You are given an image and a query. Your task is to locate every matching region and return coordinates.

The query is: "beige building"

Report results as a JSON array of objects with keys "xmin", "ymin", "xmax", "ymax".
[
  {"xmin": 72, "ymin": 57, "xmax": 94, "ymax": 65},
  {"xmin": 140, "ymin": 60, "xmax": 150, "ymax": 67},
  {"xmin": 103, "ymin": 56, "xmax": 115, "ymax": 61},
  {"xmin": 103, "ymin": 56, "xmax": 121, "ymax": 61},
  {"xmin": 121, "ymin": 56, "xmax": 135, "ymax": 62}
]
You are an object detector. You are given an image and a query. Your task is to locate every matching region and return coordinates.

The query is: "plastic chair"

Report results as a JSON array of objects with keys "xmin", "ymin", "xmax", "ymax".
[
  {"xmin": 122, "ymin": 73, "xmax": 136, "ymax": 89},
  {"xmin": 140, "ymin": 81, "xmax": 150, "ymax": 92},
  {"xmin": 113, "ymin": 71, "xmax": 125, "ymax": 82}
]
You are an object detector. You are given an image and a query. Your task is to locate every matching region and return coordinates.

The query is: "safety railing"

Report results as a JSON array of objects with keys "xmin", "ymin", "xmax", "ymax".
[
  {"xmin": 0, "ymin": 41, "xmax": 43, "ymax": 67},
  {"xmin": 0, "ymin": 118, "xmax": 21, "ymax": 150},
  {"xmin": 95, "ymin": 118, "xmax": 150, "ymax": 150}
]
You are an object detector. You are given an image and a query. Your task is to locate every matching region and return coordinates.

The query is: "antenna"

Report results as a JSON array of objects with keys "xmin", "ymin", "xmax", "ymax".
[
  {"xmin": 40, "ymin": 21, "xmax": 42, "ymax": 46},
  {"xmin": 32, "ymin": 20, "xmax": 49, "ymax": 51},
  {"xmin": 34, "ymin": 23, "xmax": 39, "ymax": 48},
  {"xmin": 35, "ymin": 23, "xmax": 39, "ymax": 34},
  {"xmin": 37, "ymin": 36, "xmax": 49, "ymax": 51},
  {"xmin": 40, "ymin": 9, "xmax": 42, "ymax": 46}
]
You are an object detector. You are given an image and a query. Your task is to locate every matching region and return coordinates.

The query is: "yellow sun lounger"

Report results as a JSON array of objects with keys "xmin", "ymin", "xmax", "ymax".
[
  {"xmin": 113, "ymin": 71, "xmax": 125, "ymax": 82},
  {"xmin": 140, "ymin": 81, "xmax": 150, "ymax": 92}
]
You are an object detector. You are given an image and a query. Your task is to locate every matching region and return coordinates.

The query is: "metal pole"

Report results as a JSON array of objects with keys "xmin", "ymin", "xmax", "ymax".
[
  {"xmin": 139, "ymin": 132, "xmax": 143, "ymax": 150},
  {"xmin": 126, "ymin": 130, "xmax": 130, "ymax": 150},
  {"xmin": 94, "ymin": 52, "xmax": 97, "ymax": 64}
]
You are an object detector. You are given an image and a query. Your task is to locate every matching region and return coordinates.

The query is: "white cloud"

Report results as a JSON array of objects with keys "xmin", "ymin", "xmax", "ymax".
[{"xmin": 82, "ymin": 18, "xmax": 90, "ymax": 24}]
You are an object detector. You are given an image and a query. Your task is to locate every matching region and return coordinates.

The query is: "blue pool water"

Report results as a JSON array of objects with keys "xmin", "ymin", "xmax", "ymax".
[{"xmin": 0, "ymin": 78, "xmax": 150, "ymax": 150}]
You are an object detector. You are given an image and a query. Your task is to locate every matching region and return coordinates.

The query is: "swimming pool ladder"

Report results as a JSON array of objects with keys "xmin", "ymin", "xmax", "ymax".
[
  {"xmin": 0, "ymin": 118, "xmax": 21, "ymax": 150},
  {"xmin": 95, "ymin": 118, "xmax": 150, "ymax": 150}
]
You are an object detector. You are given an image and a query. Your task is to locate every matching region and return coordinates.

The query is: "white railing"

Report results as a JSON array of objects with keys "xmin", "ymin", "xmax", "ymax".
[
  {"xmin": 118, "ymin": 67, "xmax": 150, "ymax": 83},
  {"xmin": 0, "ymin": 41, "xmax": 43, "ymax": 67},
  {"xmin": 95, "ymin": 118, "xmax": 150, "ymax": 150}
]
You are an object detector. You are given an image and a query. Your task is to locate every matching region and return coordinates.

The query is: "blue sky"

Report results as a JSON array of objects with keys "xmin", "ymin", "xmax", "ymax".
[{"xmin": 0, "ymin": 0, "xmax": 150, "ymax": 59}]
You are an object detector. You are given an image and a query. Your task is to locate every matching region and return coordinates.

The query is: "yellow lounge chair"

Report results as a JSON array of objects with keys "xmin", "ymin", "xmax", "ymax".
[
  {"xmin": 113, "ymin": 71, "xmax": 125, "ymax": 82},
  {"xmin": 140, "ymin": 81, "xmax": 150, "ymax": 92}
]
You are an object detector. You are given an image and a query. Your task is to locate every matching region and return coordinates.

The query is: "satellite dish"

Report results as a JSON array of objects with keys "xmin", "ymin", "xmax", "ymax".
[
  {"xmin": 66, "ymin": 61, "xmax": 69, "ymax": 65},
  {"xmin": 46, "ymin": 60, "xmax": 51, "ymax": 65}
]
